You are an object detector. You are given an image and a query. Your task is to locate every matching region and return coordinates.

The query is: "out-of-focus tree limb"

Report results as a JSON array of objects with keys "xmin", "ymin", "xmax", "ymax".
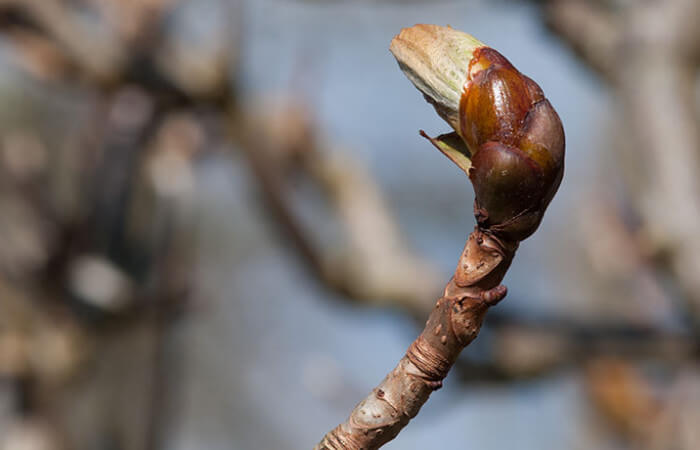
[
  {"xmin": 545, "ymin": 1, "xmax": 619, "ymax": 80},
  {"xmin": 584, "ymin": 359, "xmax": 700, "ymax": 450},
  {"xmin": 0, "ymin": 0, "xmax": 126, "ymax": 82},
  {"xmin": 235, "ymin": 100, "xmax": 443, "ymax": 313},
  {"xmin": 547, "ymin": 0, "xmax": 700, "ymax": 322},
  {"xmin": 584, "ymin": 359, "xmax": 660, "ymax": 442},
  {"xmin": 546, "ymin": 4, "xmax": 700, "ymax": 448},
  {"xmin": 0, "ymin": 0, "xmax": 441, "ymax": 316},
  {"xmin": 467, "ymin": 309, "xmax": 700, "ymax": 380}
]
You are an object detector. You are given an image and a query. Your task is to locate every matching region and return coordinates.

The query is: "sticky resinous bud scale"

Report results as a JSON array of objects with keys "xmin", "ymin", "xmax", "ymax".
[{"xmin": 390, "ymin": 24, "xmax": 565, "ymax": 242}]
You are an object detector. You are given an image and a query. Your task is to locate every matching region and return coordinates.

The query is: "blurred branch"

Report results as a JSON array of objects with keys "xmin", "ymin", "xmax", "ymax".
[
  {"xmin": 0, "ymin": 1, "xmax": 444, "ymax": 445},
  {"xmin": 304, "ymin": 146, "xmax": 442, "ymax": 308},
  {"xmin": 0, "ymin": 0, "xmax": 126, "ymax": 82},
  {"xmin": 584, "ymin": 360, "xmax": 700, "ymax": 450},
  {"xmin": 584, "ymin": 359, "xmax": 660, "ymax": 441},
  {"xmin": 547, "ymin": 0, "xmax": 700, "ymax": 323},
  {"xmin": 462, "ymin": 309, "xmax": 700, "ymax": 381},
  {"xmin": 234, "ymin": 100, "xmax": 442, "ymax": 313},
  {"xmin": 0, "ymin": 2, "xmax": 216, "ymax": 448},
  {"xmin": 545, "ymin": 0, "xmax": 619, "ymax": 79}
]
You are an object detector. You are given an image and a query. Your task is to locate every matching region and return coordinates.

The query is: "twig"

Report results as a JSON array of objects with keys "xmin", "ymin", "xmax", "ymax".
[
  {"xmin": 316, "ymin": 230, "xmax": 513, "ymax": 449},
  {"xmin": 316, "ymin": 25, "xmax": 565, "ymax": 448}
]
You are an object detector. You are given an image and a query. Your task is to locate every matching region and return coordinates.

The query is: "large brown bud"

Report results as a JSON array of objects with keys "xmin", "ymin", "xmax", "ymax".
[{"xmin": 391, "ymin": 25, "xmax": 564, "ymax": 242}]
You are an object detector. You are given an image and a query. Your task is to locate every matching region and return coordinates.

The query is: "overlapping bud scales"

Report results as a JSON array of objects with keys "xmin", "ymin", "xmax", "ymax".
[{"xmin": 391, "ymin": 25, "xmax": 564, "ymax": 242}]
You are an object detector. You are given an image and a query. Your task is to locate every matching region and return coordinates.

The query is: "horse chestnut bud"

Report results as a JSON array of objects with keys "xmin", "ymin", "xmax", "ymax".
[{"xmin": 391, "ymin": 25, "xmax": 564, "ymax": 242}]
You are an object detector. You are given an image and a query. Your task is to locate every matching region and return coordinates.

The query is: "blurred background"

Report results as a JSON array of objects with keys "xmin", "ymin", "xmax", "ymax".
[{"xmin": 0, "ymin": 0, "xmax": 698, "ymax": 449}]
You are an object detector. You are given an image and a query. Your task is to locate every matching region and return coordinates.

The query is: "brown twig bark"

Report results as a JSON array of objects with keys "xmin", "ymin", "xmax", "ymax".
[{"xmin": 315, "ymin": 228, "xmax": 515, "ymax": 449}]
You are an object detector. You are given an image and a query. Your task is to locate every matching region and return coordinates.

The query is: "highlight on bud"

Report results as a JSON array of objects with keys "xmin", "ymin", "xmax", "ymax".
[{"xmin": 391, "ymin": 24, "xmax": 564, "ymax": 242}]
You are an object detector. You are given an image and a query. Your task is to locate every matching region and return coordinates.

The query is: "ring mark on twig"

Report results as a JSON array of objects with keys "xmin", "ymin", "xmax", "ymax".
[{"xmin": 406, "ymin": 335, "xmax": 451, "ymax": 384}]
